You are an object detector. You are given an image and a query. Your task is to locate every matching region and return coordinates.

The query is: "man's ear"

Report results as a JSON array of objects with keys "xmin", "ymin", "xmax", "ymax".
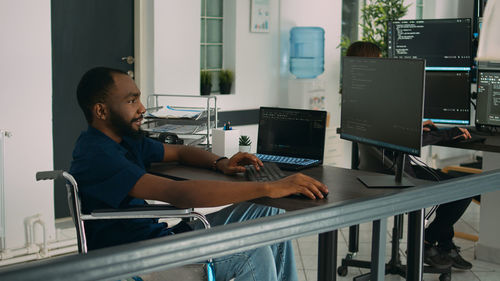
[{"xmin": 94, "ymin": 103, "xmax": 108, "ymax": 121}]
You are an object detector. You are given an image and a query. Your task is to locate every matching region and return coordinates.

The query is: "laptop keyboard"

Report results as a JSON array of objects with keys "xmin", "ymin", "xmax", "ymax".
[
  {"xmin": 255, "ymin": 153, "xmax": 320, "ymax": 166},
  {"xmin": 245, "ymin": 162, "xmax": 286, "ymax": 182}
]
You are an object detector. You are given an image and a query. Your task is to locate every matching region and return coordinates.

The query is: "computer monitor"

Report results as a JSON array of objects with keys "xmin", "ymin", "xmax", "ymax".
[
  {"xmin": 340, "ymin": 57, "xmax": 425, "ymax": 187},
  {"xmin": 387, "ymin": 18, "xmax": 472, "ymax": 71},
  {"xmin": 424, "ymin": 71, "xmax": 471, "ymax": 125},
  {"xmin": 476, "ymin": 69, "xmax": 500, "ymax": 127}
]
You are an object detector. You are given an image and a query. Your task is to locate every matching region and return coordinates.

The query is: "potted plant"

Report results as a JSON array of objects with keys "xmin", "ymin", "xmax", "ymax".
[
  {"xmin": 200, "ymin": 70, "xmax": 212, "ymax": 95},
  {"xmin": 218, "ymin": 69, "xmax": 234, "ymax": 95},
  {"xmin": 239, "ymin": 135, "xmax": 252, "ymax": 153},
  {"xmin": 338, "ymin": 0, "xmax": 409, "ymax": 56}
]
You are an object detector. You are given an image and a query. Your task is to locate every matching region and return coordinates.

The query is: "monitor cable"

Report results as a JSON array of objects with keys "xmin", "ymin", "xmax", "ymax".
[
  {"xmin": 408, "ymin": 155, "xmax": 441, "ymax": 222},
  {"xmin": 382, "ymin": 149, "xmax": 397, "ymax": 172},
  {"xmin": 408, "ymin": 155, "xmax": 441, "ymax": 182},
  {"xmin": 470, "ymin": 91, "xmax": 477, "ymax": 110}
]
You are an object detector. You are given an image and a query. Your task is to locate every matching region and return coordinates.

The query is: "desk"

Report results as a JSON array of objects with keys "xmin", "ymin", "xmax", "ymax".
[
  {"xmin": 434, "ymin": 128, "xmax": 500, "ymax": 153},
  {"xmin": 434, "ymin": 129, "xmax": 500, "ymax": 264},
  {"xmin": 3, "ymin": 165, "xmax": 497, "ymax": 281},
  {"xmin": 149, "ymin": 163, "xmax": 428, "ymax": 281}
]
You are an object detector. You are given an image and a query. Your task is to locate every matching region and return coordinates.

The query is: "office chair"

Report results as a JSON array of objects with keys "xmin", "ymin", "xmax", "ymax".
[
  {"xmin": 338, "ymin": 143, "xmax": 451, "ymax": 281},
  {"xmin": 36, "ymin": 170, "xmax": 213, "ymax": 281}
]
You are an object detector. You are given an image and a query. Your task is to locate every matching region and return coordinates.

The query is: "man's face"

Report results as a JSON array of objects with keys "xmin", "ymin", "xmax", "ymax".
[{"xmin": 105, "ymin": 74, "xmax": 145, "ymax": 138}]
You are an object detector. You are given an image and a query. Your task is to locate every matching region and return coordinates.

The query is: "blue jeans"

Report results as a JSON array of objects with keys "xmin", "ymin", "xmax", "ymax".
[{"xmin": 189, "ymin": 202, "xmax": 298, "ymax": 281}]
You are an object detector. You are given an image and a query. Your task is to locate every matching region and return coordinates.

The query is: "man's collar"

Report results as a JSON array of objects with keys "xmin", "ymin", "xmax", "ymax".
[{"xmin": 87, "ymin": 125, "xmax": 142, "ymax": 148}]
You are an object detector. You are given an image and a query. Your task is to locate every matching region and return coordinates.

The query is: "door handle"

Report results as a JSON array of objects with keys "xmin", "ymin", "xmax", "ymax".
[{"xmin": 121, "ymin": 56, "xmax": 135, "ymax": 65}]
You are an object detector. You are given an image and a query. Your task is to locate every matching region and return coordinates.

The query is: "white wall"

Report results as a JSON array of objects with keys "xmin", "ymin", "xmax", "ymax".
[
  {"xmin": 0, "ymin": 0, "xmax": 55, "ymax": 250},
  {"xmin": 279, "ymin": 0, "xmax": 348, "ymax": 168},
  {"xmin": 134, "ymin": 0, "xmax": 155, "ymax": 104},
  {"xmin": 153, "ymin": 0, "xmax": 200, "ymax": 95}
]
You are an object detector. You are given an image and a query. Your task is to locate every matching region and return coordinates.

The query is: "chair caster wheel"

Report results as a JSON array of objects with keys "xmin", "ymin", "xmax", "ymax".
[
  {"xmin": 439, "ymin": 272, "xmax": 451, "ymax": 281},
  {"xmin": 337, "ymin": 266, "xmax": 348, "ymax": 277}
]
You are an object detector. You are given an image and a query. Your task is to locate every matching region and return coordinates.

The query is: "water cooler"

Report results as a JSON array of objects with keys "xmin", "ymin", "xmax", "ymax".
[{"xmin": 288, "ymin": 27, "xmax": 326, "ymax": 110}]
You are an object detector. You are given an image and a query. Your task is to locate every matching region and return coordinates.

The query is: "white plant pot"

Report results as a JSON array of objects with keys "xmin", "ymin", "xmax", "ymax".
[{"xmin": 239, "ymin": 145, "xmax": 251, "ymax": 153}]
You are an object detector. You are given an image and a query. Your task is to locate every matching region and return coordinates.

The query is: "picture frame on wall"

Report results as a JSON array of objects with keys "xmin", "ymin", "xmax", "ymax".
[{"xmin": 250, "ymin": 0, "xmax": 270, "ymax": 33}]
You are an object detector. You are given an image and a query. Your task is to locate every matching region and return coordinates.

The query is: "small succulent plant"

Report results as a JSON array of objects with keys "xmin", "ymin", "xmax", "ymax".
[{"xmin": 239, "ymin": 135, "xmax": 251, "ymax": 146}]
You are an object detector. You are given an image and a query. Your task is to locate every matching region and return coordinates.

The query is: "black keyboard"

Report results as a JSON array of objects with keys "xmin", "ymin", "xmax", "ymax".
[{"xmin": 245, "ymin": 162, "xmax": 286, "ymax": 182}]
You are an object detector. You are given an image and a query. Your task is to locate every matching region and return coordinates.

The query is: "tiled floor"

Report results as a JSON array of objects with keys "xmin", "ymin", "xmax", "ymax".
[{"xmin": 293, "ymin": 203, "xmax": 500, "ymax": 281}]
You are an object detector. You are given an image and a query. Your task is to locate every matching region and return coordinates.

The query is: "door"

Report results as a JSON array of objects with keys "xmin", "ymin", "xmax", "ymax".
[{"xmin": 51, "ymin": 0, "xmax": 134, "ymax": 218}]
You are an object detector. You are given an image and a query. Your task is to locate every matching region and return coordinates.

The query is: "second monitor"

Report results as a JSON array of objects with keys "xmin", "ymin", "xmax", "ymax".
[
  {"xmin": 387, "ymin": 18, "xmax": 472, "ymax": 71},
  {"xmin": 476, "ymin": 68, "xmax": 500, "ymax": 127},
  {"xmin": 424, "ymin": 71, "xmax": 471, "ymax": 125},
  {"xmin": 341, "ymin": 57, "xmax": 425, "ymax": 187}
]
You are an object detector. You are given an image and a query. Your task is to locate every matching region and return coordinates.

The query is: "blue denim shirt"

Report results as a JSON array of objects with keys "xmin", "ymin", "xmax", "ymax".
[{"xmin": 69, "ymin": 126, "xmax": 166, "ymax": 250}]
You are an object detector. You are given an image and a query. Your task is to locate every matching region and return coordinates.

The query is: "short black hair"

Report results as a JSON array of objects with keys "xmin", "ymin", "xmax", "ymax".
[
  {"xmin": 346, "ymin": 41, "xmax": 382, "ymax": 58},
  {"xmin": 76, "ymin": 67, "xmax": 127, "ymax": 123}
]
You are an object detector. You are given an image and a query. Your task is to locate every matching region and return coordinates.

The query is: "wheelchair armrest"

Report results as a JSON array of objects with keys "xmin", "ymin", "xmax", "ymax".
[{"xmin": 88, "ymin": 205, "xmax": 194, "ymax": 219}]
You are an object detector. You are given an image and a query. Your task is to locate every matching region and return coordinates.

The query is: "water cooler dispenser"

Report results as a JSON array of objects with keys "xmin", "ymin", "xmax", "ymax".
[{"xmin": 288, "ymin": 27, "xmax": 326, "ymax": 110}]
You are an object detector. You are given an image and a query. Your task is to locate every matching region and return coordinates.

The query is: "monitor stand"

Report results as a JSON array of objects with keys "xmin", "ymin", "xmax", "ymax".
[{"xmin": 358, "ymin": 152, "xmax": 415, "ymax": 188}]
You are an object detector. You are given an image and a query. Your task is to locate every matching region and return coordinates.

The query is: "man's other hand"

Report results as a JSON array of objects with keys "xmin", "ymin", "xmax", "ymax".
[
  {"xmin": 452, "ymin": 127, "xmax": 472, "ymax": 140},
  {"xmin": 219, "ymin": 152, "xmax": 263, "ymax": 174}
]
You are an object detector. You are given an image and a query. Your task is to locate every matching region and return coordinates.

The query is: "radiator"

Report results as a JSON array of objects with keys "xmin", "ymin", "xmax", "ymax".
[{"xmin": 0, "ymin": 130, "xmax": 12, "ymax": 251}]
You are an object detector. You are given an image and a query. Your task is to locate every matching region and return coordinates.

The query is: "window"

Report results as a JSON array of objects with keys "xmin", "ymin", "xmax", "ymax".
[{"xmin": 201, "ymin": 0, "xmax": 223, "ymax": 92}]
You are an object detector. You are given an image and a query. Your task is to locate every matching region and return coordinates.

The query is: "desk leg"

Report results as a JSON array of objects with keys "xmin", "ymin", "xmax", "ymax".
[
  {"xmin": 318, "ymin": 230, "xmax": 337, "ymax": 281},
  {"xmin": 348, "ymin": 225, "xmax": 359, "ymax": 252},
  {"xmin": 371, "ymin": 218, "xmax": 387, "ymax": 281},
  {"xmin": 407, "ymin": 209, "xmax": 424, "ymax": 281}
]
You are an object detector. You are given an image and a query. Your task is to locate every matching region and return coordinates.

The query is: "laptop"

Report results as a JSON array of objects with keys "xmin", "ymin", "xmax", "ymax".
[{"xmin": 255, "ymin": 107, "xmax": 327, "ymax": 171}]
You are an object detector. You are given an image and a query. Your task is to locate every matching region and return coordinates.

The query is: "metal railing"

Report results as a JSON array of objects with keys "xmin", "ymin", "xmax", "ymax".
[{"xmin": 1, "ymin": 169, "xmax": 500, "ymax": 281}]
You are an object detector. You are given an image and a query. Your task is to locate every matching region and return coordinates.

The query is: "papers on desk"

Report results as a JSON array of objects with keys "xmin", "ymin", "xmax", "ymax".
[
  {"xmin": 145, "ymin": 124, "xmax": 204, "ymax": 134},
  {"xmin": 147, "ymin": 105, "xmax": 203, "ymax": 119}
]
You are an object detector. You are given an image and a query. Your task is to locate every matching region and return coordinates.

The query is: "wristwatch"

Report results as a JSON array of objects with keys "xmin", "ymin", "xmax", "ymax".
[{"xmin": 212, "ymin": 157, "xmax": 228, "ymax": 171}]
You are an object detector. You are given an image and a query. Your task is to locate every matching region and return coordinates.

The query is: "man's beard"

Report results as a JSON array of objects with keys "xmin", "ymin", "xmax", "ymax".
[{"xmin": 109, "ymin": 109, "xmax": 144, "ymax": 140}]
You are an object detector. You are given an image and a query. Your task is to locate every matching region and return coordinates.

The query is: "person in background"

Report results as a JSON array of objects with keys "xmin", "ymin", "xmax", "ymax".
[
  {"xmin": 345, "ymin": 41, "xmax": 473, "ymax": 270},
  {"xmin": 70, "ymin": 66, "xmax": 329, "ymax": 281}
]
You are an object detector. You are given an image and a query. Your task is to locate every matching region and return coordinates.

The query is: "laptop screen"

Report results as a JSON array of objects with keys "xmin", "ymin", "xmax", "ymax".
[{"xmin": 257, "ymin": 107, "xmax": 327, "ymax": 161}]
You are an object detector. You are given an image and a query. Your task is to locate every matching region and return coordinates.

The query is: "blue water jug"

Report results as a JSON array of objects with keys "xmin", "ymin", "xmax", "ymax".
[{"xmin": 290, "ymin": 27, "xmax": 325, "ymax": 79}]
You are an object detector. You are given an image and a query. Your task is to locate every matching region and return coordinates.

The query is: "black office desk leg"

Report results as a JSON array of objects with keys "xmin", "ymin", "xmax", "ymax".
[
  {"xmin": 351, "ymin": 218, "xmax": 389, "ymax": 281},
  {"xmin": 407, "ymin": 209, "xmax": 424, "ymax": 281},
  {"xmin": 349, "ymin": 225, "xmax": 359, "ymax": 252},
  {"xmin": 318, "ymin": 230, "xmax": 338, "ymax": 281},
  {"xmin": 370, "ymin": 218, "xmax": 388, "ymax": 280}
]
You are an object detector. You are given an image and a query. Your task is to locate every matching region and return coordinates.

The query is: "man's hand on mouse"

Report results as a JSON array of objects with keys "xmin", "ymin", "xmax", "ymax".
[{"xmin": 267, "ymin": 173, "xmax": 329, "ymax": 200}]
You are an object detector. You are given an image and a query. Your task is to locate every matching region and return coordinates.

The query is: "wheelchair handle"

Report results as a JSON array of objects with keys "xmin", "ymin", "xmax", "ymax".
[{"xmin": 36, "ymin": 170, "xmax": 65, "ymax": 181}]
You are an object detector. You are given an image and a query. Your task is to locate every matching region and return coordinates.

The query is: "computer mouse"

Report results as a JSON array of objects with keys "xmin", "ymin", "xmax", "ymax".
[{"xmin": 291, "ymin": 191, "xmax": 329, "ymax": 200}]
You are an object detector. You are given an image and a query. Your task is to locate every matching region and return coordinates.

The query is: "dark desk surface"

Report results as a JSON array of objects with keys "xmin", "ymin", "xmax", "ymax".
[
  {"xmin": 434, "ymin": 127, "xmax": 500, "ymax": 153},
  {"xmin": 149, "ymin": 163, "xmax": 428, "ymax": 211},
  {"xmin": 149, "ymin": 163, "xmax": 433, "ymax": 281}
]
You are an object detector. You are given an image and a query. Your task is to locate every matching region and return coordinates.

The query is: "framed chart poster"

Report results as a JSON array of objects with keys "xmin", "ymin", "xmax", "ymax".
[{"xmin": 250, "ymin": 0, "xmax": 270, "ymax": 33}]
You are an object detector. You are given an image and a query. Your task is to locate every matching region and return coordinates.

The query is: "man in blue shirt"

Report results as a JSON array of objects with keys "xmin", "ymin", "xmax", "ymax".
[{"xmin": 69, "ymin": 67, "xmax": 328, "ymax": 281}]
